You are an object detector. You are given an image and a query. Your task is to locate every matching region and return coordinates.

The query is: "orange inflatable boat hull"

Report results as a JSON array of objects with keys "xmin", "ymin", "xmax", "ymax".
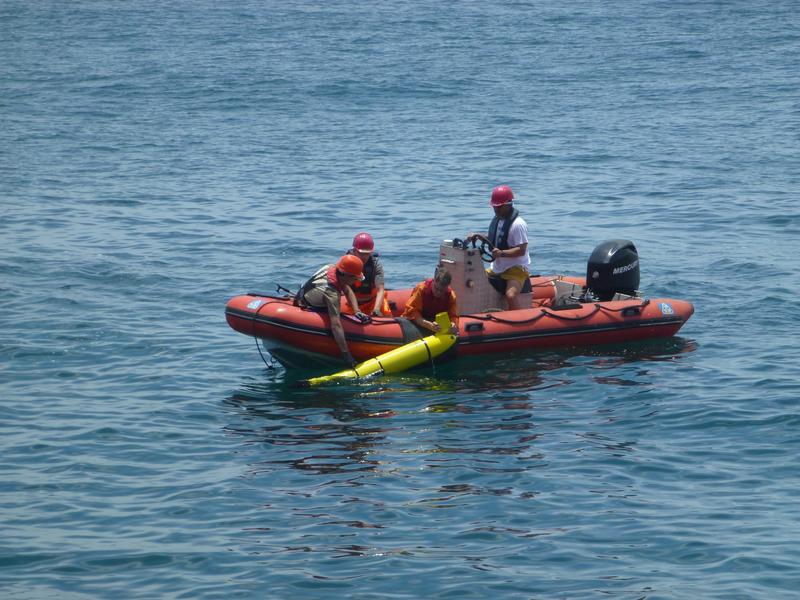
[{"xmin": 225, "ymin": 275, "xmax": 694, "ymax": 368}]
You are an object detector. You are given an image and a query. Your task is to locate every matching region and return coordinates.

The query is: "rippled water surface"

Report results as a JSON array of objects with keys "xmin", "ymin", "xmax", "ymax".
[{"xmin": 2, "ymin": 1, "xmax": 799, "ymax": 598}]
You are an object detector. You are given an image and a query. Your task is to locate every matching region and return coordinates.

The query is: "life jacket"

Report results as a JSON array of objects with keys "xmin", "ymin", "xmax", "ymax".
[
  {"xmin": 294, "ymin": 265, "xmax": 343, "ymax": 307},
  {"xmin": 347, "ymin": 250, "xmax": 378, "ymax": 300},
  {"xmin": 420, "ymin": 278, "xmax": 452, "ymax": 320},
  {"xmin": 488, "ymin": 208, "xmax": 519, "ymax": 250}
]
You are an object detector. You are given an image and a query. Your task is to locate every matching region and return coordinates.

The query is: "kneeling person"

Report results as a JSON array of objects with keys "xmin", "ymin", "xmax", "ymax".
[
  {"xmin": 401, "ymin": 267, "xmax": 459, "ymax": 335},
  {"xmin": 343, "ymin": 232, "xmax": 391, "ymax": 317}
]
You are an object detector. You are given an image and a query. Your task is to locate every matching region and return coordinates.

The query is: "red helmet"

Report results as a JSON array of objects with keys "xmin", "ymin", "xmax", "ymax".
[
  {"xmin": 352, "ymin": 232, "xmax": 374, "ymax": 252},
  {"xmin": 490, "ymin": 185, "xmax": 514, "ymax": 207},
  {"xmin": 337, "ymin": 254, "xmax": 365, "ymax": 280}
]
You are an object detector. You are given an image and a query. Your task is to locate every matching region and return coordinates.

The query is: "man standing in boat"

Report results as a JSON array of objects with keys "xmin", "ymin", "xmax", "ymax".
[
  {"xmin": 468, "ymin": 184, "xmax": 531, "ymax": 310},
  {"xmin": 295, "ymin": 254, "xmax": 365, "ymax": 368},
  {"xmin": 344, "ymin": 232, "xmax": 390, "ymax": 317}
]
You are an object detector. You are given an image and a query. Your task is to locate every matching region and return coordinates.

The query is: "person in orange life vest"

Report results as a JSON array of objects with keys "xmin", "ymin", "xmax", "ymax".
[
  {"xmin": 401, "ymin": 266, "xmax": 459, "ymax": 335},
  {"xmin": 341, "ymin": 232, "xmax": 391, "ymax": 317},
  {"xmin": 296, "ymin": 254, "xmax": 365, "ymax": 367},
  {"xmin": 468, "ymin": 184, "xmax": 530, "ymax": 310}
]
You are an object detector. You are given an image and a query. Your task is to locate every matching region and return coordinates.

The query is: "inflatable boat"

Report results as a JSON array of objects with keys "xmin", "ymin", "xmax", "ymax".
[{"xmin": 225, "ymin": 239, "xmax": 694, "ymax": 369}]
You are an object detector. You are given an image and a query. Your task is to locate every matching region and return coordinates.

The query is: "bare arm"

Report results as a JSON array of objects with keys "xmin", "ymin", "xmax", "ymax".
[
  {"xmin": 326, "ymin": 299, "xmax": 350, "ymax": 355},
  {"xmin": 372, "ymin": 283, "xmax": 386, "ymax": 316},
  {"xmin": 342, "ymin": 284, "xmax": 360, "ymax": 314},
  {"xmin": 491, "ymin": 242, "xmax": 528, "ymax": 260},
  {"xmin": 412, "ymin": 315, "xmax": 440, "ymax": 333}
]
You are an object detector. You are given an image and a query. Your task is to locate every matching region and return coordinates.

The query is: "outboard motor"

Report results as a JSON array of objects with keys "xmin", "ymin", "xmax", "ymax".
[{"xmin": 586, "ymin": 240, "xmax": 640, "ymax": 301}]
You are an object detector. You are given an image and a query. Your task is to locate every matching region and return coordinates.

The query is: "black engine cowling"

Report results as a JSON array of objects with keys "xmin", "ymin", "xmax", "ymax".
[{"xmin": 586, "ymin": 240, "xmax": 640, "ymax": 301}]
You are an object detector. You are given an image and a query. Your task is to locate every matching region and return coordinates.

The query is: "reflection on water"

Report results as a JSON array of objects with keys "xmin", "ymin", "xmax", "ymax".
[
  {"xmin": 401, "ymin": 336, "xmax": 697, "ymax": 394},
  {"xmin": 576, "ymin": 431, "xmax": 638, "ymax": 456},
  {"xmin": 267, "ymin": 336, "xmax": 698, "ymax": 389},
  {"xmin": 224, "ymin": 336, "xmax": 697, "ymax": 477},
  {"xmin": 218, "ymin": 334, "xmax": 703, "ymax": 576},
  {"xmin": 225, "ymin": 385, "xmax": 392, "ymax": 475}
]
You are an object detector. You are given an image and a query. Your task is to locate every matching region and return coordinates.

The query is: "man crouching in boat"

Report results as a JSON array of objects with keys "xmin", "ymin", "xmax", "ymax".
[
  {"xmin": 295, "ymin": 254, "xmax": 365, "ymax": 368},
  {"xmin": 468, "ymin": 184, "xmax": 530, "ymax": 310},
  {"xmin": 342, "ymin": 232, "xmax": 391, "ymax": 317},
  {"xmin": 401, "ymin": 266, "xmax": 459, "ymax": 335}
]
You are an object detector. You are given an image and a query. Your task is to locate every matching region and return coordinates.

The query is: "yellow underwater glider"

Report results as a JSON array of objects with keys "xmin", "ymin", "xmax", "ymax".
[{"xmin": 306, "ymin": 312, "xmax": 457, "ymax": 385}]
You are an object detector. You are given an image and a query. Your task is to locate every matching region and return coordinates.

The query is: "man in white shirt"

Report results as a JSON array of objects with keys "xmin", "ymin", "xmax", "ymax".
[{"xmin": 468, "ymin": 185, "xmax": 531, "ymax": 310}]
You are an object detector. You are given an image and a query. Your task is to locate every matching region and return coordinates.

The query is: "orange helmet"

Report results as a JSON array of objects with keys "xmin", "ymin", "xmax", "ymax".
[
  {"xmin": 352, "ymin": 232, "xmax": 374, "ymax": 252},
  {"xmin": 490, "ymin": 185, "xmax": 514, "ymax": 207},
  {"xmin": 336, "ymin": 254, "xmax": 365, "ymax": 280}
]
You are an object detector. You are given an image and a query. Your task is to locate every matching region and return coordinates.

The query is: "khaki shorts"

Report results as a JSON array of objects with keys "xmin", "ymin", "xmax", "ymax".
[{"xmin": 487, "ymin": 265, "xmax": 529, "ymax": 284}]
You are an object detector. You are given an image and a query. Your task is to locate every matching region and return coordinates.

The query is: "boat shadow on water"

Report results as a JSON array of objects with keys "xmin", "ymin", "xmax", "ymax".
[
  {"xmin": 433, "ymin": 334, "xmax": 698, "ymax": 392},
  {"xmin": 230, "ymin": 335, "xmax": 698, "ymax": 402},
  {"xmin": 221, "ymin": 336, "xmax": 697, "ymax": 475}
]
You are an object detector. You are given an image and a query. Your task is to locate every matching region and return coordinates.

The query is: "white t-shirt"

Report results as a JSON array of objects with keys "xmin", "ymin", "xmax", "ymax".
[{"xmin": 491, "ymin": 215, "xmax": 531, "ymax": 274}]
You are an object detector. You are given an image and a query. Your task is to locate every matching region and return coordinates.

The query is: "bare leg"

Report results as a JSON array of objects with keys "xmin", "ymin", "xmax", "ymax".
[{"xmin": 505, "ymin": 278, "xmax": 523, "ymax": 310}]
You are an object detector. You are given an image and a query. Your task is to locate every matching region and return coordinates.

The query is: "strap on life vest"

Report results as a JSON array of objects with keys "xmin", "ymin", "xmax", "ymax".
[
  {"xmin": 348, "ymin": 251, "xmax": 379, "ymax": 298},
  {"xmin": 294, "ymin": 265, "xmax": 332, "ymax": 307},
  {"xmin": 488, "ymin": 208, "xmax": 519, "ymax": 250}
]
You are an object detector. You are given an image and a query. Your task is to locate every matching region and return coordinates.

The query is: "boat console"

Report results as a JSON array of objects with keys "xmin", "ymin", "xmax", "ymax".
[
  {"xmin": 438, "ymin": 240, "xmax": 533, "ymax": 314},
  {"xmin": 438, "ymin": 238, "xmax": 643, "ymax": 313}
]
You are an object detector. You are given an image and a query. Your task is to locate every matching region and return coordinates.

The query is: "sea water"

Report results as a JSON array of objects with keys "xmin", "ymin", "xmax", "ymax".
[{"xmin": 2, "ymin": 1, "xmax": 799, "ymax": 598}]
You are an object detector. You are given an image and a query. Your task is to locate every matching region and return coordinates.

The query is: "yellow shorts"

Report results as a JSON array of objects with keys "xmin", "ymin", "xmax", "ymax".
[{"xmin": 487, "ymin": 265, "xmax": 529, "ymax": 284}]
